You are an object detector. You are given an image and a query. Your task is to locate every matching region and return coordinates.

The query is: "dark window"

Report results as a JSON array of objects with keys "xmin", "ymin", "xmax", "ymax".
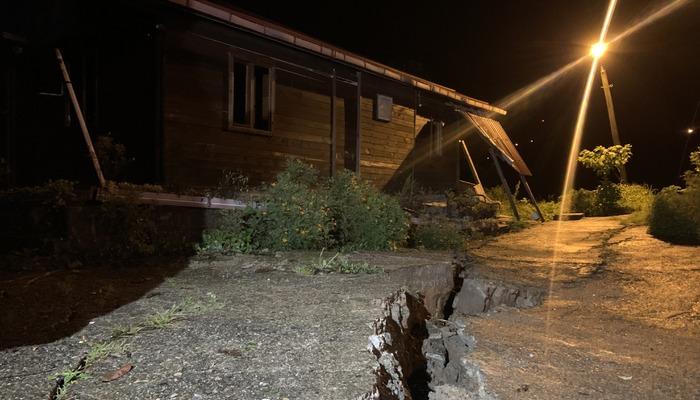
[
  {"xmin": 232, "ymin": 61, "xmax": 248, "ymax": 125},
  {"xmin": 228, "ymin": 54, "xmax": 274, "ymax": 133}
]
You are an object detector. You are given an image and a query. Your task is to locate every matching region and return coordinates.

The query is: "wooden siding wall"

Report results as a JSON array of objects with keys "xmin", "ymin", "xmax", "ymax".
[
  {"xmin": 162, "ymin": 31, "xmax": 442, "ymax": 190},
  {"xmin": 162, "ymin": 32, "xmax": 342, "ymax": 187}
]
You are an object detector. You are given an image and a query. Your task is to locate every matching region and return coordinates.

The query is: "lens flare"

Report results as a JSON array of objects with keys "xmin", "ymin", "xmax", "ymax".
[
  {"xmin": 590, "ymin": 42, "xmax": 608, "ymax": 58},
  {"xmin": 544, "ymin": 0, "xmax": 618, "ymax": 358},
  {"xmin": 609, "ymin": 0, "xmax": 690, "ymax": 44}
]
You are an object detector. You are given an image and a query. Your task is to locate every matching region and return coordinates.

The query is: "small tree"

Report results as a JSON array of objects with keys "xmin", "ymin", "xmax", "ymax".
[
  {"xmin": 577, "ymin": 144, "xmax": 632, "ymax": 215},
  {"xmin": 578, "ymin": 144, "xmax": 632, "ymax": 181}
]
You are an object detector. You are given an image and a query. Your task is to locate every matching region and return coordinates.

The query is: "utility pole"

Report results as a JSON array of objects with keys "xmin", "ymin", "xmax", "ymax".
[{"xmin": 600, "ymin": 65, "xmax": 627, "ymax": 182}]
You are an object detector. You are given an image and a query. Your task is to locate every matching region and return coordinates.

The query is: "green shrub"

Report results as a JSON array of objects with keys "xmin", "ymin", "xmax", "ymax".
[
  {"xmin": 411, "ymin": 222, "xmax": 464, "ymax": 250},
  {"xmin": 328, "ymin": 170, "xmax": 408, "ymax": 250},
  {"xmin": 649, "ymin": 147, "xmax": 700, "ymax": 244},
  {"xmin": 569, "ymin": 184, "xmax": 624, "ymax": 217},
  {"xmin": 619, "ymin": 184, "xmax": 655, "ymax": 224},
  {"xmin": 197, "ymin": 160, "xmax": 409, "ymax": 253},
  {"xmin": 196, "ymin": 208, "xmax": 262, "ymax": 254},
  {"xmin": 596, "ymin": 181, "xmax": 623, "ymax": 216},
  {"xmin": 648, "ymin": 186, "xmax": 699, "ymax": 245},
  {"xmin": 261, "ymin": 160, "xmax": 333, "ymax": 250}
]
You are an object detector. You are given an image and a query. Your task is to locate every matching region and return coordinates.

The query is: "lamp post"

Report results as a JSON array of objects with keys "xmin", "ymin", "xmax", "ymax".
[
  {"xmin": 678, "ymin": 100, "xmax": 700, "ymax": 180},
  {"xmin": 678, "ymin": 127, "xmax": 695, "ymax": 180},
  {"xmin": 591, "ymin": 42, "xmax": 628, "ymax": 182}
]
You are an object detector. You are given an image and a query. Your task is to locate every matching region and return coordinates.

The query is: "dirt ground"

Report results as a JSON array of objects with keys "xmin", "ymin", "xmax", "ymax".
[
  {"xmin": 0, "ymin": 251, "xmax": 455, "ymax": 400},
  {"xmin": 463, "ymin": 217, "xmax": 700, "ymax": 399},
  {"xmin": 0, "ymin": 216, "xmax": 698, "ymax": 399}
]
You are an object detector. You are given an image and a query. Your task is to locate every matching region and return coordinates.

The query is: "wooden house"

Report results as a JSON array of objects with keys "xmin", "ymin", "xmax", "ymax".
[{"xmin": 1, "ymin": 0, "xmax": 528, "ymax": 196}]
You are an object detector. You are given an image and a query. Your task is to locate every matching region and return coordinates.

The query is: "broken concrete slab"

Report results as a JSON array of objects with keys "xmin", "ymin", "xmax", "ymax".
[{"xmin": 451, "ymin": 278, "xmax": 544, "ymax": 316}]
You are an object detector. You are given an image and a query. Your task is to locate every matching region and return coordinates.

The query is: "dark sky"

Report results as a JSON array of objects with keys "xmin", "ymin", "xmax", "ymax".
[{"xmin": 223, "ymin": 0, "xmax": 699, "ymax": 196}]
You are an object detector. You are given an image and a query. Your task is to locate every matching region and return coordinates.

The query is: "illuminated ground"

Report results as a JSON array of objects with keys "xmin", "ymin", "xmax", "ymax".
[{"xmin": 463, "ymin": 217, "xmax": 700, "ymax": 399}]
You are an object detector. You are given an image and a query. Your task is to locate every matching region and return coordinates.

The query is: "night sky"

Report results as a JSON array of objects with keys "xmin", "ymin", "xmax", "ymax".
[{"xmin": 223, "ymin": 0, "xmax": 700, "ymax": 197}]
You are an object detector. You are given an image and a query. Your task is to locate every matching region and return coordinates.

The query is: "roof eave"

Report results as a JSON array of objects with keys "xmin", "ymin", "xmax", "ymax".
[{"xmin": 167, "ymin": 0, "xmax": 507, "ymax": 116}]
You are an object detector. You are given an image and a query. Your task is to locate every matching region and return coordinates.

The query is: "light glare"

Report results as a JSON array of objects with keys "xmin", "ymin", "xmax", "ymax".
[{"xmin": 590, "ymin": 42, "xmax": 607, "ymax": 58}]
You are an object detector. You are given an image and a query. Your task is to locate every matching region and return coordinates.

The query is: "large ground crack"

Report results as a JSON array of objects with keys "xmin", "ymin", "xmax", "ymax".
[{"xmin": 363, "ymin": 256, "xmax": 510, "ymax": 400}]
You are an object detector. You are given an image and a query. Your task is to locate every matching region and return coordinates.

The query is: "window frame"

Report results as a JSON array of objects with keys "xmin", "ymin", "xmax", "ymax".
[{"xmin": 227, "ymin": 52, "xmax": 275, "ymax": 135}]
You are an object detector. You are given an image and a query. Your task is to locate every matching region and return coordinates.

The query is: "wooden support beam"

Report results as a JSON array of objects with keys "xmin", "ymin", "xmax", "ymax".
[
  {"xmin": 519, "ymin": 174, "xmax": 545, "ymax": 222},
  {"xmin": 355, "ymin": 71, "xmax": 361, "ymax": 175},
  {"xmin": 459, "ymin": 140, "xmax": 487, "ymax": 198},
  {"xmin": 490, "ymin": 147, "xmax": 519, "ymax": 221},
  {"xmin": 55, "ymin": 48, "xmax": 106, "ymax": 188},
  {"xmin": 330, "ymin": 68, "xmax": 336, "ymax": 176}
]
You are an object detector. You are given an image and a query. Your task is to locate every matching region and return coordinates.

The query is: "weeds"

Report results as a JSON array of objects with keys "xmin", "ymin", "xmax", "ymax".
[
  {"xmin": 111, "ymin": 324, "xmax": 144, "ymax": 340},
  {"xmin": 295, "ymin": 250, "xmax": 383, "ymax": 275},
  {"xmin": 85, "ymin": 340, "xmax": 127, "ymax": 366},
  {"xmin": 112, "ymin": 294, "xmax": 219, "ymax": 339},
  {"xmin": 49, "ymin": 369, "xmax": 89, "ymax": 400},
  {"xmin": 242, "ymin": 341, "xmax": 258, "ymax": 352},
  {"xmin": 144, "ymin": 305, "xmax": 181, "ymax": 329}
]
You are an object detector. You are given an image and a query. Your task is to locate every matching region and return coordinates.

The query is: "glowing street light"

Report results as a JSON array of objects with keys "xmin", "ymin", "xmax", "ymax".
[{"xmin": 590, "ymin": 42, "xmax": 608, "ymax": 59}]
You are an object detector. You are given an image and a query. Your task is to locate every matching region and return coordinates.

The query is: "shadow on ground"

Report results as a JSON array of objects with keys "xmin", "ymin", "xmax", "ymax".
[{"xmin": 0, "ymin": 255, "xmax": 189, "ymax": 350}]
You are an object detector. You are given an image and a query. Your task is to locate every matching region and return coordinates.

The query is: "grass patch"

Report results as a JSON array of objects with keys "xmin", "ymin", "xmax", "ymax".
[
  {"xmin": 242, "ymin": 341, "xmax": 258, "ymax": 352},
  {"xmin": 112, "ymin": 293, "xmax": 219, "ymax": 339},
  {"xmin": 85, "ymin": 340, "xmax": 128, "ymax": 366},
  {"xmin": 110, "ymin": 324, "xmax": 144, "ymax": 340},
  {"xmin": 49, "ymin": 369, "xmax": 89, "ymax": 400},
  {"xmin": 295, "ymin": 250, "xmax": 383, "ymax": 275}
]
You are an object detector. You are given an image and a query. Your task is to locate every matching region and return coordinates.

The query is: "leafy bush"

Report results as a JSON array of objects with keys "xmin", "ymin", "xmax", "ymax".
[
  {"xmin": 196, "ymin": 208, "xmax": 262, "ymax": 254},
  {"xmin": 595, "ymin": 181, "xmax": 623, "ymax": 215},
  {"xmin": 648, "ymin": 187, "xmax": 699, "ymax": 245},
  {"xmin": 619, "ymin": 184, "xmax": 655, "ymax": 224},
  {"xmin": 260, "ymin": 160, "xmax": 333, "ymax": 250},
  {"xmin": 649, "ymin": 146, "xmax": 700, "ymax": 245},
  {"xmin": 569, "ymin": 184, "xmax": 624, "ymax": 217},
  {"xmin": 328, "ymin": 170, "xmax": 408, "ymax": 250},
  {"xmin": 411, "ymin": 222, "xmax": 464, "ymax": 250},
  {"xmin": 198, "ymin": 159, "xmax": 408, "ymax": 253},
  {"xmin": 576, "ymin": 144, "xmax": 633, "ymax": 215}
]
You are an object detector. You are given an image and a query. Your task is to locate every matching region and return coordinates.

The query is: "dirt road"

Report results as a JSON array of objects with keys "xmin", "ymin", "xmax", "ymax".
[{"xmin": 463, "ymin": 217, "xmax": 700, "ymax": 399}]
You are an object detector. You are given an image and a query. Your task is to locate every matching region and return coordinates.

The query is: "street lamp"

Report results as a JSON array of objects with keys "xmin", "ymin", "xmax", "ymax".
[
  {"xmin": 678, "ymin": 127, "xmax": 696, "ymax": 180},
  {"xmin": 591, "ymin": 42, "xmax": 608, "ymax": 59}
]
